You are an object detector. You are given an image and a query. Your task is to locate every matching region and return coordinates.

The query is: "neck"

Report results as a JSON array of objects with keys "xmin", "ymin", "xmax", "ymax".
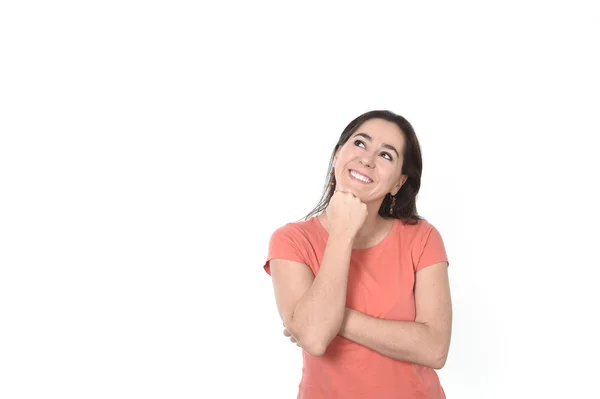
[
  {"xmin": 317, "ymin": 199, "xmax": 391, "ymax": 242},
  {"xmin": 354, "ymin": 200, "xmax": 387, "ymax": 241}
]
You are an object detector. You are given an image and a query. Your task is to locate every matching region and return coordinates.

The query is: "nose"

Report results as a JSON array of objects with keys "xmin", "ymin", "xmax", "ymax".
[{"xmin": 359, "ymin": 151, "xmax": 376, "ymax": 168}]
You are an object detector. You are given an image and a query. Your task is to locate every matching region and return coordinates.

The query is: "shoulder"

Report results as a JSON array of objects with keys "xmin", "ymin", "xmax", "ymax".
[
  {"xmin": 403, "ymin": 218, "xmax": 449, "ymax": 270},
  {"xmin": 399, "ymin": 217, "xmax": 440, "ymax": 239},
  {"xmin": 272, "ymin": 218, "xmax": 316, "ymax": 236},
  {"xmin": 400, "ymin": 218, "xmax": 446, "ymax": 254},
  {"xmin": 269, "ymin": 217, "xmax": 322, "ymax": 245},
  {"xmin": 265, "ymin": 218, "xmax": 322, "ymax": 274}
]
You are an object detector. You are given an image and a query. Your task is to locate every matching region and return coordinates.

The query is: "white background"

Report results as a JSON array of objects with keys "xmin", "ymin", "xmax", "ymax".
[{"xmin": 1, "ymin": 1, "xmax": 599, "ymax": 398}]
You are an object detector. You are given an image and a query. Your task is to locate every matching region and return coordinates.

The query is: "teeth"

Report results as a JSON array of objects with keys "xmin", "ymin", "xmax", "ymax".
[{"xmin": 350, "ymin": 170, "xmax": 372, "ymax": 183}]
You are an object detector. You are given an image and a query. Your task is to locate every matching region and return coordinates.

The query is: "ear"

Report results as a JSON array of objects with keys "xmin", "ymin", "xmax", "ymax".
[{"xmin": 391, "ymin": 174, "xmax": 408, "ymax": 196}]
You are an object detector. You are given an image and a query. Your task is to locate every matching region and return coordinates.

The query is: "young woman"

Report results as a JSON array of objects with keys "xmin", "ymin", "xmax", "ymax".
[{"xmin": 263, "ymin": 110, "xmax": 452, "ymax": 399}]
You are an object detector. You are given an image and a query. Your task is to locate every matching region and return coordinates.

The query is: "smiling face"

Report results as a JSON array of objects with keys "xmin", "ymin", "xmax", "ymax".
[{"xmin": 333, "ymin": 118, "xmax": 408, "ymax": 204}]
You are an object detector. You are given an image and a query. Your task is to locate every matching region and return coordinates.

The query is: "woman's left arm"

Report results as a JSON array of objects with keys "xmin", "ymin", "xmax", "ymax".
[{"xmin": 338, "ymin": 261, "xmax": 452, "ymax": 369}]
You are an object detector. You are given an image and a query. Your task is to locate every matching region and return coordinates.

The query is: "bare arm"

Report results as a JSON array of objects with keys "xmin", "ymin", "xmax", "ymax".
[
  {"xmin": 338, "ymin": 261, "xmax": 452, "ymax": 368},
  {"xmin": 270, "ymin": 234, "xmax": 354, "ymax": 356}
]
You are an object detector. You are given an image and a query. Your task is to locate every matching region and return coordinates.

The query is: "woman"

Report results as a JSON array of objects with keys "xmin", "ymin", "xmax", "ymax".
[{"xmin": 263, "ymin": 110, "xmax": 452, "ymax": 399}]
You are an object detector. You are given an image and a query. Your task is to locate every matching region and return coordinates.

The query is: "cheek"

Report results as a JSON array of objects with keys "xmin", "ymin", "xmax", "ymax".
[
  {"xmin": 337, "ymin": 147, "xmax": 359, "ymax": 162},
  {"xmin": 377, "ymin": 163, "xmax": 400, "ymax": 183}
]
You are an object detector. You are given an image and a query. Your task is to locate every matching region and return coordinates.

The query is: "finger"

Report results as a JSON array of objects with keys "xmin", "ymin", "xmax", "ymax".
[
  {"xmin": 335, "ymin": 183, "xmax": 347, "ymax": 193},
  {"xmin": 283, "ymin": 329, "xmax": 291, "ymax": 337},
  {"xmin": 335, "ymin": 185, "xmax": 355, "ymax": 196},
  {"xmin": 290, "ymin": 337, "xmax": 297, "ymax": 343},
  {"xmin": 335, "ymin": 188, "xmax": 352, "ymax": 196}
]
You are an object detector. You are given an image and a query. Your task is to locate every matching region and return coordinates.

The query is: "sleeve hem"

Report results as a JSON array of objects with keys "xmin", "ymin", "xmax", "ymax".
[{"xmin": 415, "ymin": 259, "xmax": 449, "ymax": 272}]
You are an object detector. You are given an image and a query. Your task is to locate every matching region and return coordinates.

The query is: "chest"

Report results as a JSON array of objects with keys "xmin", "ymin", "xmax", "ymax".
[{"xmin": 345, "ymin": 248, "xmax": 417, "ymax": 321}]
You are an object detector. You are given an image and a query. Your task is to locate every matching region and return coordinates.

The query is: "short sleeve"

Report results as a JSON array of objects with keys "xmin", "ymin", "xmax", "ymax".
[
  {"xmin": 414, "ymin": 225, "xmax": 449, "ymax": 272},
  {"xmin": 263, "ymin": 224, "xmax": 306, "ymax": 276}
]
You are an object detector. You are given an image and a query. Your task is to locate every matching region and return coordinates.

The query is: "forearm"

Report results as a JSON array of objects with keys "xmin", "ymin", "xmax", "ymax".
[
  {"xmin": 339, "ymin": 308, "xmax": 449, "ymax": 369},
  {"xmin": 289, "ymin": 235, "xmax": 353, "ymax": 354}
]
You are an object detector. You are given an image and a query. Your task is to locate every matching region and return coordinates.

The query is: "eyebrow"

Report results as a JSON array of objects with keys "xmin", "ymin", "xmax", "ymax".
[{"xmin": 354, "ymin": 133, "xmax": 400, "ymax": 158}]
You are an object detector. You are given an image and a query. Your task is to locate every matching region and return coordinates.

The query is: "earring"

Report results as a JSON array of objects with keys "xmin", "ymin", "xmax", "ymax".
[
  {"xmin": 389, "ymin": 195, "xmax": 396, "ymax": 215},
  {"xmin": 330, "ymin": 170, "xmax": 335, "ymax": 187}
]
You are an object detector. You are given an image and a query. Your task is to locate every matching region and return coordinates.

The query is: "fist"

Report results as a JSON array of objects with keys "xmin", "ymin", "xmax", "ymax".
[{"xmin": 325, "ymin": 187, "xmax": 368, "ymax": 238}]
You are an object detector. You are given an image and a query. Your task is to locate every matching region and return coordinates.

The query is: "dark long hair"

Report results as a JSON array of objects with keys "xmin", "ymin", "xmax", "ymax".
[{"xmin": 303, "ymin": 110, "xmax": 423, "ymax": 225}]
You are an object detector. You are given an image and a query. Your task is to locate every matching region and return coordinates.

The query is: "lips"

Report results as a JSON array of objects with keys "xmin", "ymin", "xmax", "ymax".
[{"xmin": 349, "ymin": 169, "xmax": 373, "ymax": 183}]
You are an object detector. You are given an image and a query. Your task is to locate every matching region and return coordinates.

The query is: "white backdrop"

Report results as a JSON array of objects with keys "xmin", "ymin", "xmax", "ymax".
[{"xmin": 1, "ymin": 1, "xmax": 599, "ymax": 398}]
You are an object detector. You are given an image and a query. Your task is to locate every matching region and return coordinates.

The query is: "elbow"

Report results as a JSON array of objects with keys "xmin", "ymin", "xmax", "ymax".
[
  {"xmin": 288, "ymin": 327, "xmax": 331, "ymax": 357},
  {"xmin": 431, "ymin": 347, "xmax": 449, "ymax": 370},
  {"xmin": 286, "ymin": 318, "xmax": 340, "ymax": 357},
  {"xmin": 304, "ymin": 342, "xmax": 327, "ymax": 357},
  {"xmin": 299, "ymin": 333, "xmax": 332, "ymax": 357},
  {"xmin": 431, "ymin": 356, "xmax": 447, "ymax": 370}
]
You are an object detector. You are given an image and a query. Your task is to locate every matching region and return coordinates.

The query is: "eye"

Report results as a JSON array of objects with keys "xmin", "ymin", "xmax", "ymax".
[
  {"xmin": 381, "ymin": 152, "xmax": 393, "ymax": 161},
  {"xmin": 353, "ymin": 139, "xmax": 366, "ymax": 148}
]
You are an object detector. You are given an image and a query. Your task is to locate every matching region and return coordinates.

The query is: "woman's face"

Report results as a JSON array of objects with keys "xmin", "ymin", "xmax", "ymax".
[{"xmin": 333, "ymin": 118, "xmax": 408, "ymax": 204}]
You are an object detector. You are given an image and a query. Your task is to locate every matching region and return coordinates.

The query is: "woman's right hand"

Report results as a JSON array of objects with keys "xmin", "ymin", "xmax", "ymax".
[{"xmin": 325, "ymin": 187, "xmax": 368, "ymax": 239}]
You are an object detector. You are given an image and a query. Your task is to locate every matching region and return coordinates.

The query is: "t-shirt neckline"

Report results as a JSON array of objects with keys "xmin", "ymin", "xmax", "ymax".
[{"xmin": 312, "ymin": 214, "xmax": 399, "ymax": 252}]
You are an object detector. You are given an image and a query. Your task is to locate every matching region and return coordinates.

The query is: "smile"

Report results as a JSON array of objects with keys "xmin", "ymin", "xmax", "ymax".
[{"xmin": 349, "ymin": 169, "xmax": 373, "ymax": 183}]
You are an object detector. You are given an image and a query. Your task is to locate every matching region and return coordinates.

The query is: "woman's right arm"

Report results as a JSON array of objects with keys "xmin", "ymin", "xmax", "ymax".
[{"xmin": 270, "ymin": 232, "xmax": 354, "ymax": 357}]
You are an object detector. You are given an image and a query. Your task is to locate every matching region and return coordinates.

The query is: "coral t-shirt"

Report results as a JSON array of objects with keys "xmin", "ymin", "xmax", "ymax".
[{"xmin": 264, "ymin": 216, "xmax": 449, "ymax": 399}]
